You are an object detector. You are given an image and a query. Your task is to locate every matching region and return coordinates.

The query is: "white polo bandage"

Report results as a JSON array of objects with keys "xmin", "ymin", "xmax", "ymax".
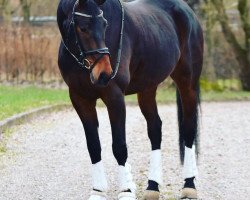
[
  {"xmin": 92, "ymin": 161, "xmax": 108, "ymax": 192},
  {"xmin": 118, "ymin": 163, "xmax": 136, "ymax": 193},
  {"xmin": 148, "ymin": 149, "xmax": 163, "ymax": 185},
  {"xmin": 183, "ymin": 146, "xmax": 198, "ymax": 179}
]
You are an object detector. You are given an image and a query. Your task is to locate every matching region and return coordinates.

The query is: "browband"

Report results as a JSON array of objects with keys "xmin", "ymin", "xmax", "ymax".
[{"xmin": 74, "ymin": 10, "xmax": 103, "ymax": 18}]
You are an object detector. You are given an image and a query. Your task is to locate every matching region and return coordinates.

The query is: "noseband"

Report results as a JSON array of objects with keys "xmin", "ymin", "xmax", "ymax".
[{"xmin": 62, "ymin": 0, "xmax": 124, "ymax": 79}]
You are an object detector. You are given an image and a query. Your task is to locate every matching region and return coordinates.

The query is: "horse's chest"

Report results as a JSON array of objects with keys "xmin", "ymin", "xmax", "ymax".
[{"xmin": 60, "ymin": 67, "xmax": 99, "ymax": 99}]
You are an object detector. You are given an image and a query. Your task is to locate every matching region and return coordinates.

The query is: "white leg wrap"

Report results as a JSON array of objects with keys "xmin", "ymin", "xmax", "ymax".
[
  {"xmin": 148, "ymin": 150, "xmax": 163, "ymax": 185},
  {"xmin": 88, "ymin": 191, "xmax": 107, "ymax": 200},
  {"xmin": 118, "ymin": 163, "xmax": 136, "ymax": 193},
  {"xmin": 91, "ymin": 161, "xmax": 108, "ymax": 192},
  {"xmin": 183, "ymin": 146, "xmax": 198, "ymax": 179}
]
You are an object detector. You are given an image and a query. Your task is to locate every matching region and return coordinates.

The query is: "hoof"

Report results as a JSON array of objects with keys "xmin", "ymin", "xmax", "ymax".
[
  {"xmin": 180, "ymin": 188, "xmax": 198, "ymax": 199},
  {"xmin": 118, "ymin": 191, "xmax": 137, "ymax": 200},
  {"xmin": 142, "ymin": 190, "xmax": 160, "ymax": 200},
  {"xmin": 88, "ymin": 190, "xmax": 107, "ymax": 200}
]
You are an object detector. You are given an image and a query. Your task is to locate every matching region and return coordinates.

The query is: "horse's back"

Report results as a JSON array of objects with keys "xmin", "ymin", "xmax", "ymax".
[
  {"xmin": 133, "ymin": 0, "xmax": 203, "ymax": 42},
  {"xmin": 142, "ymin": 0, "xmax": 203, "ymax": 46}
]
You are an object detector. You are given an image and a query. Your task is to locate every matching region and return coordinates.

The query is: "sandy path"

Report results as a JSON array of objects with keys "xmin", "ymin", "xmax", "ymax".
[{"xmin": 0, "ymin": 102, "xmax": 249, "ymax": 200}]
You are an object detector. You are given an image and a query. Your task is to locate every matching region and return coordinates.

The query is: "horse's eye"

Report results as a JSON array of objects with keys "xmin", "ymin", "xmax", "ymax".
[{"xmin": 80, "ymin": 27, "xmax": 88, "ymax": 33}]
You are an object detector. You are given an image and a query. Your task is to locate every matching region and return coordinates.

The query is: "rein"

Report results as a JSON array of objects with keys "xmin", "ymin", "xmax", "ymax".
[{"xmin": 61, "ymin": 0, "xmax": 125, "ymax": 79}]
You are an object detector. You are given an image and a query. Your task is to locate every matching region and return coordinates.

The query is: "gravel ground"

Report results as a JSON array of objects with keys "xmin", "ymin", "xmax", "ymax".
[{"xmin": 0, "ymin": 102, "xmax": 249, "ymax": 200}]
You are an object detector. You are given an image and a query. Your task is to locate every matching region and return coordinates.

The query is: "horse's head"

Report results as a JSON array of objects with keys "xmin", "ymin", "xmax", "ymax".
[{"xmin": 74, "ymin": 0, "xmax": 112, "ymax": 86}]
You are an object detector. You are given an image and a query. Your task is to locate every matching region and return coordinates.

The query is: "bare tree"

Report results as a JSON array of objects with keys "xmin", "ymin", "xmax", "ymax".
[
  {"xmin": 0, "ymin": 0, "xmax": 11, "ymax": 21},
  {"xmin": 185, "ymin": 0, "xmax": 201, "ymax": 10},
  {"xmin": 211, "ymin": 0, "xmax": 250, "ymax": 90},
  {"xmin": 19, "ymin": 0, "xmax": 32, "ymax": 23}
]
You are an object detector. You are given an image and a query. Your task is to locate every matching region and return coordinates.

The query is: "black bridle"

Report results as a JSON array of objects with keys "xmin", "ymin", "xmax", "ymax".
[{"xmin": 62, "ymin": 0, "xmax": 124, "ymax": 79}]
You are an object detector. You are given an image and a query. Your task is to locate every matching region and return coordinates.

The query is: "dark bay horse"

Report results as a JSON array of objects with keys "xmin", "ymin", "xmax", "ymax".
[{"xmin": 57, "ymin": 0, "xmax": 203, "ymax": 199}]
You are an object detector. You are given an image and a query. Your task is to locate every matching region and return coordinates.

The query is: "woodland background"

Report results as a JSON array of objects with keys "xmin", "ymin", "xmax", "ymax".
[{"xmin": 0, "ymin": 0, "xmax": 250, "ymax": 91}]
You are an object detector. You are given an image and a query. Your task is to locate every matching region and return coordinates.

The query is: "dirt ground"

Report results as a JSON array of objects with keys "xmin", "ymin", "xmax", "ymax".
[{"xmin": 0, "ymin": 102, "xmax": 249, "ymax": 200}]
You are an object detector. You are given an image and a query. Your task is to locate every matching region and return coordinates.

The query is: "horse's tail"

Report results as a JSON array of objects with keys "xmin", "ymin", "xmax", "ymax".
[{"xmin": 177, "ymin": 84, "xmax": 200, "ymax": 164}]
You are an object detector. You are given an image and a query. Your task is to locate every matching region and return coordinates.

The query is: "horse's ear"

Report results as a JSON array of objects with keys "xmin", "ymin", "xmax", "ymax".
[
  {"xmin": 94, "ymin": 0, "xmax": 106, "ymax": 5},
  {"xmin": 79, "ymin": 0, "xmax": 88, "ymax": 6}
]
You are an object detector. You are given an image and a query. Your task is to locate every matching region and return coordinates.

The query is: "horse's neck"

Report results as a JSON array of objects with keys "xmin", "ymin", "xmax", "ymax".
[
  {"xmin": 102, "ymin": 0, "xmax": 123, "ymax": 20},
  {"xmin": 103, "ymin": 0, "xmax": 136, "ymax": 39},
  {"xmin": 102, "ymin": 0, "xmax": 126, "ymax": 53}
]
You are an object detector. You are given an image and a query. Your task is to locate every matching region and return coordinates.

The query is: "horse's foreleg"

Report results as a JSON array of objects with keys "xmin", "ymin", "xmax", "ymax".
[
  {"xmin": 70, "ymin": 91, "xmax": 108, "ymax": 200},
  {"xmin": 138, "ymin": 86, "xmax": 162, "ymax": 200},
  {"xmin": 102, "ymin": 89, "xmax": 136, "ymax": 200}
]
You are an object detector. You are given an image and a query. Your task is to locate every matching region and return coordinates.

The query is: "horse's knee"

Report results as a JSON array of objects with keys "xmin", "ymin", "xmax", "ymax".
[{"xmin": 112, "ymin": 142, "xmax": 128, "ymax": 166}]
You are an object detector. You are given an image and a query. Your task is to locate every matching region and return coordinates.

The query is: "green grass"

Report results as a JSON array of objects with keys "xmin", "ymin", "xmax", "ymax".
[
  {"xmin": 201, "ymin": 90, "xmax": 250, "ymax": 101},
  {"xmin": 0, "ymin": 128, "xmax": 13, "ymax": 155},
  {"xmin": 125, "ymin": 88, "xmax": 176, "ymax": 104},
  {"xmin": 126, "ymin": 88, "xmax": 250, "ymax": 105},
  {"xmin": 0, "ymin": 85, "xmax": 250, "ymax": 121},
  {"xmin": 0, "ymin": 85, "xmax": 70, "ymax": 121}
]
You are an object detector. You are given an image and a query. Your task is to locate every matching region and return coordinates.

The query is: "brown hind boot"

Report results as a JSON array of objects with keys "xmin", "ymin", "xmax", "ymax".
[
  {"xmin": 142, "ymin": 190, "xmax": 160, "ymax": 200},
  {"xmin": 180, "ymin": 188, "xmax": 198, "ymax": 199}
]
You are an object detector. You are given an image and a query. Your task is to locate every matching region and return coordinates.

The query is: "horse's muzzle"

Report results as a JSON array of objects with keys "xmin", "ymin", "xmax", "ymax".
[
  {"xmin": 90, "ymin": 71, "xmax": 112, "ymax": 87},
  {"xmin": 90, "ymin": 72, "xmax": 111, "ymax": 86},
  {"xmin": 89, "ymin": 54, "xmax": 113, "ymax": 87}
]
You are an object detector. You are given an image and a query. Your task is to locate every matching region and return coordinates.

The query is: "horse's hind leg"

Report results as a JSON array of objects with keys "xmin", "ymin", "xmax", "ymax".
[
  {"xmin": 171, "ymin": 62, "xmax": 201, "ymax": 199},
  {"xmin": 138, "ymin": 86, "xmax": 162, "ymax": 200}
]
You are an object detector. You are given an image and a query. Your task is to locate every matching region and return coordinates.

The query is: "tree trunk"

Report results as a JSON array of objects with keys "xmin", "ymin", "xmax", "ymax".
[
  {"xmin": 0, "ymin": 0, "xmax": 11, "ymax": 22},
  {"xmin": 20, "ymin": 0, "xmax": 31, "ymax": 24},
  {"xmin": 23, "ymin": 5, "xmax": 30, "ymax": 23},
  {"xmin": 238, "ymin": 0, "xmax": 250, "ymax": 90},
  {"xmin": 211, "ymin": 0, "xmax": 250, "ymax": 90},
  {"xmin": 239, "ymin": 56, "xmax": 250, "ymax": 91}
]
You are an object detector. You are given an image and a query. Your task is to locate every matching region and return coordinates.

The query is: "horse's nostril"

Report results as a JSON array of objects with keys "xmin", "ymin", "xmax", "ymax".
[{"xmin": 98, "ymin": 72, "xmax": 110, "ymax": 85}]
